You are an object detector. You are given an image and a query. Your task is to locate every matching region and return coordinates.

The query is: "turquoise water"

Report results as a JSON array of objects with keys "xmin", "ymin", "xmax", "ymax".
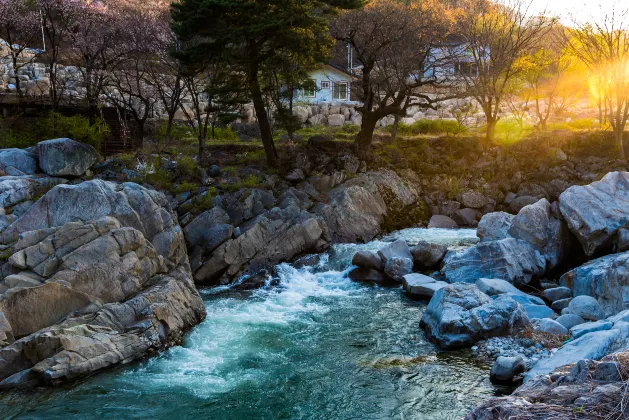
[{"xmin": 0, "ymin": 229, "xmax": 496, "ymax": 420}]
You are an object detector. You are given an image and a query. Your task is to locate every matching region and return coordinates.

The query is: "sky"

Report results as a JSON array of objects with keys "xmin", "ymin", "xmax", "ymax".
[{"xmin": 528, "ymin": 0, "xmax": 624, "ymax": 24}]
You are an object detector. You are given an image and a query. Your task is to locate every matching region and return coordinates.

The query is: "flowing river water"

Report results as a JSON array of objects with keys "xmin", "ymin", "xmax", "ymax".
[{"xmin": 1, "ymin": 228, "xmax": 504, "ymax": 419}]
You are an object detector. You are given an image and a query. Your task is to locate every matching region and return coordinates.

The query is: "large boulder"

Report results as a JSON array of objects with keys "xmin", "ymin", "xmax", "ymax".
[
  {"xmin": 420, "ymin": 283, "xmax": 531, "ymax": 349},
  {"xmin": 477, "ymin": 212, "xmax": 513, "ymax": 242},
  {"xmin": 559, "ymin": 171, "xmax": 629, "ymax": 257},
  {"xmin": 568, "ymin": 295, "xmax": 605, "ymax": 321},
  {"xmin": 378, "ymin": 239, "xmax": 413, "ymax": 264},
  {"xmin": 427, "ymin": 215, "xmax": 458, "ymax": 229},
  {"xmin": 560, "ymin": 251, "xmax": 629, "ymax": 317},
  {"xmin": 0, "ymin": 181, "xmax": 205, "ymax": 388},
  {"xmin": 0, "ymin": 176, "xmax": 67, "ymax": 213},
  {"xmin": 37, "ymin": 138, "xmax": 98, "ymax": 176},
  {"xmin": 411, "ymin": 241, "xmax": 448, "ymax": 269},
  {"xmin": 351, "ymin": 250, "xmax": 383, "ymax": 271},
  {"xmin": 0, "ymin": 148, "xmax": 38, "ymax": 176},
  {"xmin": 490, "ymin": 356, "xmax": 526, "ymax": 384},
  {"xmin": 508, "ymin": 199, "xmax": 571, "ymax": 271},
  {"xmin": 441, "ymin": 238, "xmax": 546, "ymax": 286},
  {"xmin": 194, "ymin": 206, "xmax": 330, "ymax": 284}
]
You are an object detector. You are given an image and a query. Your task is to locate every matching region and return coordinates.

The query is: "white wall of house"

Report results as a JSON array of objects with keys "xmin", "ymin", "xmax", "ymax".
[{"xmin": 294, "ymin": 65, "xmax": 356, "ymax": 104}]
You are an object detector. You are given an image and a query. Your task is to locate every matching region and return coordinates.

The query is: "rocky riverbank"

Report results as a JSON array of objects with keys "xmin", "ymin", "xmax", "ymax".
[{"xmin": 2, "ymin": 133, "xmax": 629, "ymax": 417}]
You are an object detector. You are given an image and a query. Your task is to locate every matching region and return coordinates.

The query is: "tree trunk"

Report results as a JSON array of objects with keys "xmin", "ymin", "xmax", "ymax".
[
  {"xmin": 248, "ymin": 68, "xmax": 278, "ymax": 168},
  {"xmin": 486, "ymin": 117, "xmax": 497, "ymax": 145},
  {"xmin": 390, "ymin": 115, "xmax": 400, "ymax": 142},
  {"xmin": 136, "ymin": 119, "xmax": 145, "ymax": 149},
  {"xmin": 165, "ymin": 112, "xmax": 175, "ymax": 146},
  {"xmin": 355, "ymin": 112, "xmax": 379, "ymax": 159},
  {"xmin": 615, "ymin": 127, "xmax": 625, "ymax": 159}
]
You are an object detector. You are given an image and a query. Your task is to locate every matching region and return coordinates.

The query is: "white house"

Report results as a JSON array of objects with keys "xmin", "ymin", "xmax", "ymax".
[{"xmin": 294, "ymin": 64, "xmax": 357, "ymax": 104}]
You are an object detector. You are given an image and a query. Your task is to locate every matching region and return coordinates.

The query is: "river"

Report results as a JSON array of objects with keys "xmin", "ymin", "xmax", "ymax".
[{"xmin": 1, "ymin": 228, "xmax": 503, "ymax": 419}]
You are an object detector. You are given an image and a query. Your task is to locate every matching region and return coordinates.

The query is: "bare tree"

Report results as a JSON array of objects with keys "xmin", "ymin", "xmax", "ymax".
[
  {"xmin": 457, "ymin": 0, "xmax": 554, "ymax": 143},
  {"xmin": 332, "ymin": 0, "xmax": 453, "ymax": 158},
  {"xmin": 565, "ymin": 3, "xmax": 629, "ymax": 157},
  {"xmin": 0, "ymin": 0, "xmax": 44, "ymax": 99}
]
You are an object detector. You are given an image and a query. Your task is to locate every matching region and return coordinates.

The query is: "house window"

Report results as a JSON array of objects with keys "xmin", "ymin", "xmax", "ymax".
[
  {"xmin": 321, "ymin": 80, "xmax": 331, "ymax": 89},
  {"xmin": 333, "ymin": 82, "xmax": 348, "ymax": 101},
  {"xmin": 454, "ymin": 62, "xmax": 477, "ymax": 76},
  {"xmin": 303, "ymin": 79, "xmax": 316, "ymax": 98}
]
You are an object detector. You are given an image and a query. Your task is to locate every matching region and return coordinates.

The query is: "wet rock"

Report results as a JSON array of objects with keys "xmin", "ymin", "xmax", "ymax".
[
  {"xmin": 477, "ymin": 212, "xmax": 513, "ymax": 242},
  {"xmin": 421, "ymin": 284, "xmax": 530, "ymax": 349},
  {"xmin": 441, "ymin": 238, "xmax": 546, "ymax": 287},
  {"xmin": 411, "ymin": 241, "xmax": 447, "ymax": 269},
  {"xmin": 402, "ymin": 273, "xmax": 436, "ymax": 298},
  {"xmin": 409, "ymin": 280, "xmax": 448, "ymax": 298},
  {"xmin": 37, "ymin": 138, "xmax": 98, "ymax": 176},
  {"xmin": 351, "ymin": 250, "xmax": 384, "ymax": 271},
  {"xmin": 490, "ymin": 356, "xmax": 526, "ymax": 384},
  {"xmin": 427, "ymin": 215, "xmax": 458, "ymax": 229},
  {"xmin": 378, "ymin": 239, "xmax": 413, "ymax": 264},
  {"xmin": 383, "ymin": 257, "xmax": 413, "ymax": 282},
  {"xmin": 349, "ymin": 267, "xmax": 388, "ymax": 284}
]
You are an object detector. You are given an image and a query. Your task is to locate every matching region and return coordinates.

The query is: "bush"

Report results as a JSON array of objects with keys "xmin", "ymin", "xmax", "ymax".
[
  {"xmin": 394, "ymin": 119, "xmax": 467, "ymax": 136},
  {"xmin": 37, "ymin": 111, "xmax": 109, "ymax": 149}
]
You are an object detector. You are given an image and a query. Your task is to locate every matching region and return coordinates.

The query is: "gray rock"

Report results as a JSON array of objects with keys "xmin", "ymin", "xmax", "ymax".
[
  {"xmin": 285, "ymin": 169, "xmax": 305, "ymax": 182},
  {"xmin": 509, "ymin": 196, "xmax": 538, "ymax": 213},
  {"xmin": 402, "ymin": 273, "xmax": 436, "ymax": 298},
  {"xmin": 571, "ymin": 320, "xmax": 613, "ymax": 339},
  {"xmin": 0, "ymin": 176, "xmax": 67, "ymax": 211},
  {"xmin": 593, "ymin": 361, "xmax": 623, "ymax": 381},
  {"xmin": 536, "ymin": 318, "xmax": 569, "ymax": 335},
  {"xmin": 409, "ymin": 280, "xmax": 449, "ymax": 299},
  {"xmin": 568, "ymin": 295, "xmax": 605, "ymax": 321},
  {"xmin": 37, "ymin": 138, "xmax": 98, "ymax": 176},
  {"xmin": 451, "ymin": 208, "xmax": 481, "ymax": 227},
  {"xmin": 420, "ymin": 284, "xmax": 530, "ymax": 349},
  {"xmin": 427, "ymin": 215, "xmax": 458, "ymax": 229},
  {"xmin": 525, "ymin": 328, "xmax": 629, "ymax": 381},
  {"xmin": 378, "ymin": 239, "xmax": 413, "ymax": 264},
  {"xmin": 411, "ymin": 241, "xmax": 447, "ymax": 269},
  {"xmin": 441, "ymin": 238, "xmax": 546, "ymax": 287},
  {"xmin": 543, "ymin": 287, "xmax": 572, "ymax": 302},
  {"xmin": 617, "ymin": 228, "xmax": 629, "ymax": 252},
  {"xmin": 508, "ymin": 199, "xmax": 570, "ymax": 271},
  {"xmin": 490, "ymin": 356, "xmax": 526, "ymax": 383},
  {"xmin": 475, "ymin": 278, "xmax": 525, "ymax": 296},
  {"xmin": 477, "ymin": 212, "xmax": 514, "ymax": 242},
  {"xmin": 522, "ymin": 304, "xmax": 554, "ymax": 320},
  {"xmin": 183, "ymin": 207, "xmax": 230, "ymax": 247},
  {"xmin": 559, "ymin": 172, "xmax": 629, "ymax": 257},
  {"xmin": 207, "ymin": 165, "xmax": 221, "ymax": 177},
  {"xmin": 459, "ymin": 190, "xmax": 493, "ymax": 209},
  {"xmin": 348, "ymin": 267, "xmax": 388, "ymax": 284},
  {"xmin": 194, "ymin": 206, "xmax": 331, "ymax": 284},
  {"xmin": 551, "ymin": 298, "xmax": 572, "ymax": 311},
  {"xmin": 560, "ymin": 251, "xmax": 629, "ymax": 317},
  {"xmin": 383, "ymin": 257, "xmax": 413, "ymax": 281},
  {"xmin": 556, "ymin": 314, "xmax": 586, "ymax": 330},
  {"xmin": 351, "ymin": 250, "xmax": 384, "ymax": 271},
  {"xmin": 0, "ymin": 149, "xmax": 37, "ymax": 175},
  {"xmin": 503, "ymin": 293, "xmax": 546, "ymax": 306}
]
